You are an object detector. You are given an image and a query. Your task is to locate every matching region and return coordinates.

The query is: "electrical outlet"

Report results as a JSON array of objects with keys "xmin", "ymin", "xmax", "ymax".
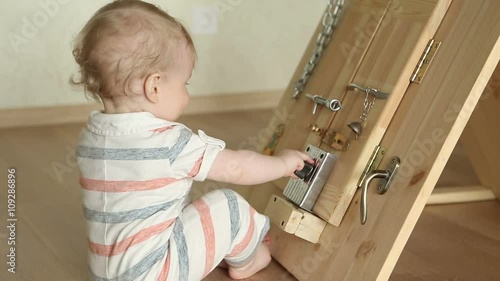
[{"xmin": 192, "ymin": 6, "xmax": 219, "ymax": 34}]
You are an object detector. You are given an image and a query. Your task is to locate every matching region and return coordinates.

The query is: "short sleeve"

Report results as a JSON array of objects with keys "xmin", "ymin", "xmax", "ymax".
[{"xmin": 171, "ymin": 129, "xmax": 226, "ymax": 181}]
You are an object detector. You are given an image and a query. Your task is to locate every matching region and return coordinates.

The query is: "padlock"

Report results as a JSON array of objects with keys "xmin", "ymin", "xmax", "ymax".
[{"xmin": 323, "ymin": 129, "xmax": 350, "ymax": 151}]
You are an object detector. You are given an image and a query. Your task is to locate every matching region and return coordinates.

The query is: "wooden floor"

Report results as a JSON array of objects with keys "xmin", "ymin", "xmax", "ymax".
[{"xmin": 0, "ymin": 109, "xmax": 498, "ymax": 281}]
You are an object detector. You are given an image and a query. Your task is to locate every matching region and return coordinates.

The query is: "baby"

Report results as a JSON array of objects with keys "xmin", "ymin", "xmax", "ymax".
[{"xmin": 72, "ymin": 1, "xmax": 312, "ymax": 280}]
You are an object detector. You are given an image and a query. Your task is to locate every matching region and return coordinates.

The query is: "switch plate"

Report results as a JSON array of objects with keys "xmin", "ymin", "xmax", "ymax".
[
  {"xmin": 192, "ymin": 6, "xmax": 219, "ymax": 34},
  {"xmin": 283, "ymin": 145, "xmax": 338, "ymax": 212}
]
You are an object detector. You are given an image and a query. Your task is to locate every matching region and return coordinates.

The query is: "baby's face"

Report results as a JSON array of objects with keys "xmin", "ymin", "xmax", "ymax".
[{"xmin": 152, "ymin": 44, "xmax": 194, "ymax": 121}]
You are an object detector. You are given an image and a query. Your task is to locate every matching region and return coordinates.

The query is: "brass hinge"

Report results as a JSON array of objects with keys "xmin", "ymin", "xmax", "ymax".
[
  {"xmin": 410, "ymin": 39, "xmax": 442, "ymax": 84},
  {"xmin": 357, "ymin": 145, "xmax": 387, "ymax": 188}
]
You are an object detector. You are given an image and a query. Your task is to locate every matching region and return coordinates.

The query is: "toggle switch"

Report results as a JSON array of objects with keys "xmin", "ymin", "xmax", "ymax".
[
  {"xmin": 284, "ymin": 145, "xmax": 338, "ymax": 212},
  {"xmin": 294, "ymin": 161, "xmax": 316, "ymax": 181}
]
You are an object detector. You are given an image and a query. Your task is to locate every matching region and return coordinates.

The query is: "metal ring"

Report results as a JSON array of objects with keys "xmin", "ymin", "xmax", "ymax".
[
  {"xmin": 323, "ymin": 12, "xmax": 335, "ymax": 26},
  {"xmin": 317, "ymin": 34, "xmax": 327, "ymax": 47},
  {"xmin": 304, "ymin": 63, "xmax": 315, "ymax": 74},
  {"xmin": 328, "ymin": 99, "xmax": 343, "ymax": 111},
  {"xmin": 309, "ymin": 52, "xmax": 321, "ymax": 65}
]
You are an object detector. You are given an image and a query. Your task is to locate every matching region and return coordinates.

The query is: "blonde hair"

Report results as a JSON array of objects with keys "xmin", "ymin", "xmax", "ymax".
[{"xmin": 71, "ymin": 0, "xmax": 195, "ymax": 102}]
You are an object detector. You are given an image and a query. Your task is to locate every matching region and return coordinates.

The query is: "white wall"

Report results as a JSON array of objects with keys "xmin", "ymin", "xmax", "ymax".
[{"xmin": 0, "ymin": 0, "xmax": 324, "ymax": 110}]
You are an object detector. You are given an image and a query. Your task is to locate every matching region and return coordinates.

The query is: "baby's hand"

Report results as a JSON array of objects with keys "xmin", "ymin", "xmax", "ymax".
[{"xmin": 277, "ymin": 149, "xmax": 315, "ymax": 178}]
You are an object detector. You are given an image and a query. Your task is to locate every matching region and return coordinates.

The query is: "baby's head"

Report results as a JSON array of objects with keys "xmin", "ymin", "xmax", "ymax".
[{"xmin": 72, "ymin": 0, "xmax": 195, "ymax": 121}]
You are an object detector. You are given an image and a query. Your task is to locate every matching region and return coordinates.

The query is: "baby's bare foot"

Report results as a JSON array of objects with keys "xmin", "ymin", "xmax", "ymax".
[{"xmin": 228, "ymin": 243, "xmax": 271, "ymax": 280}]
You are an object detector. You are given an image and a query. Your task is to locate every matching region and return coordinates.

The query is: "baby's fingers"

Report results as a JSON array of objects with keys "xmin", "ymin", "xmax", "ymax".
[
  {"xmin": 298, "ymin": 151, "xmax": 315, "ymax": 163},
  {"xmin": 295, "ymin": 161, "xmax": 305, "ymax": 171}
]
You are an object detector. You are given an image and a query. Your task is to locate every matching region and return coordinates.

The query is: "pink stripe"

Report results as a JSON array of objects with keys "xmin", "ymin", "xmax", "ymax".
[
  {"xmin": 151, "ymin": 126, "xmax": 174, "ymax": 133},
  {"xmin": 80, "ymin": 177, "xmax": 181, "ymax": 192},
  {"xmin": 89, "ymin": 219, "xmax": 174, "ymax": 257},
  {"xmin": 227, "ymin": 207, "xmax": 256, "ymax": 257},
  {"xmin": 187, "ymin": 155, "xmax": 204, "ymax": 178},
  {"xmin": 157, "ymin": 252, "xmax": 171, "ymax": 281},
  {"xmin": 193, "ymin": 199, "xmax": 216, "ymax": 277}
]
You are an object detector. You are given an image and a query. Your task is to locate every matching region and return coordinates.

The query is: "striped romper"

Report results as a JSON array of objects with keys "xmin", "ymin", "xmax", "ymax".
[{"xmin": 76, "ymin": 111, "xmax": 270, "ymax": 281}]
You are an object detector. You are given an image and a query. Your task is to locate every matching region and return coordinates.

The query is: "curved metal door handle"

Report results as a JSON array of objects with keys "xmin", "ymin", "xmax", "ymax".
[{"xmin": 360, "ymin": 157, "xmax": 400, "ymax": 225}]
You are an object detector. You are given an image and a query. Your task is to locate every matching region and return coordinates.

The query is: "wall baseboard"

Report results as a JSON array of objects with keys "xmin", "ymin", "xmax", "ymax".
[{"xmin": 0, "ymin": 90, "xmax": 283, "ymax": 129}]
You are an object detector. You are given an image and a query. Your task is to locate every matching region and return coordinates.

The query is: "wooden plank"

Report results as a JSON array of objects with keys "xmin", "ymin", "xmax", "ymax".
[
  {"xmin": 460, "ymin": 62, "xmax": 500, "ymax": 199},
  {"xmin": 249, "ymin": 1, "xmax": 500, "ymax": 280},
  {"xmin": 295, "ymin": 211, "xmax": 327, "ymax": 244},
  {"xmin": 427, "ymin": 185, "xmax": 496, "ymax": 205},
  {"xmin": 312, "ymin": 0, "xmax": 453, "ymax": 226},
  {"xmin": 0, "ymin": 90, "xmax": 282, "ymax": 129},
  {"xmin": 264, "ymin": 194, "xmax": 327, "ymax": 243},
  {"xmin": 265, "ymin": 195, "xmax": 303, "ymax": 234}
]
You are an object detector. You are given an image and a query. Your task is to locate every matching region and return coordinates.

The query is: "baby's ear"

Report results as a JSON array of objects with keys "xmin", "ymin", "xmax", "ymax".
[{"xmin": 144, "ymin": 73, "xmax": 162, "ymax": 103}]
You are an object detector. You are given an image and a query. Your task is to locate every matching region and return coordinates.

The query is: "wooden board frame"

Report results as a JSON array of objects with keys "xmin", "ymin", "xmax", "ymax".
[
  {"xmin": 312, "ymin": 0, "xmax": 453, "ymax": 225},
  {"xmin": 253, "ymin": 0, "xmax": 454, "ymax": 227},
  {"xmin": 460, "ymin": 61, "xmax": 500, "ymax": 199},
  {"xmin": 245, "ymin": 0, "xmax": 500, "ymax": 280},
  {"xmin": 427, "ymin": 185, "xmax": 496, "ymax": 205}
]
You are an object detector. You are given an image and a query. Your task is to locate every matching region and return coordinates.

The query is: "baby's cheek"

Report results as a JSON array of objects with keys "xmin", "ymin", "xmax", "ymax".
[{"xmin": 183, "ymin": 92, "xmax": 190, "ymax": 107}]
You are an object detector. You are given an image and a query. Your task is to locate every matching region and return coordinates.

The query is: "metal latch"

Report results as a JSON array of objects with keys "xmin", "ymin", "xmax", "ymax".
[
  {"xmin": 283, "ymin": 144, "xmax": 338, "ymax": 212},
  {"xmin": 357, "ymin": 145, "xmax": 386, "ymax": 188},
  {"xmin": 305, "ymin": 94, "xmax": 343, "ymax": 115},
  {"xmin": 410, "ymin": 39, "xmax": 442, "ymax": 83}
]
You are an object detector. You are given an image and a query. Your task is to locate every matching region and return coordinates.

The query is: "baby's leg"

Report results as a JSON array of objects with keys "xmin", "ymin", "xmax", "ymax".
[
  {"xmin": 165, "ymin": 188, "xmax": 270, "ymax": 281},
  {"xmin": 227, "ymin": 241, "xmax": 271, "ymax": 279}
]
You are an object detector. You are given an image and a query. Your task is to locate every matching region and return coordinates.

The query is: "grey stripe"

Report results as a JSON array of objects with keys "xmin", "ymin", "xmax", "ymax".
[
  {"xmin": 173, "ymin": 220, "xmax": 189, "ymax": 281},
  {"xmin": 90, "ymin": 242, "xmax": 168, "ymax": 281},
  {"xmin": 227, "ymin": 216, "xmax": 271, "ymax": 266},
  {"xmin": 84, "ymin": 201, "xmax": 176, "ymax": 224},
  {"xmin": 77, "ymin": 128, "xmax": 192, "ymax": 163},
  {"xmin": 166, "ymin": 128, "xmax": 192, "ymax": 164},
  {"xmin": 221, "ymin": 189, "xmax": 240, "ymax": 243}
]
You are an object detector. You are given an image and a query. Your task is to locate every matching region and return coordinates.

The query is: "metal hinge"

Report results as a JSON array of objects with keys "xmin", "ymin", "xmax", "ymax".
[
  {"xmin": 410, "ymin": 39, "xmax": 442, "ymax": 84},
  {"xmin": 357, "ymin": 145, "xmax": 387, "ymax": 188}
]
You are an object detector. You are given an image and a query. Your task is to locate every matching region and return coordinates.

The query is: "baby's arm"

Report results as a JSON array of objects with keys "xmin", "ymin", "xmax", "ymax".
[{"xmin": 207, "ymin": 149, "xmax": 314, "ymax": 185}]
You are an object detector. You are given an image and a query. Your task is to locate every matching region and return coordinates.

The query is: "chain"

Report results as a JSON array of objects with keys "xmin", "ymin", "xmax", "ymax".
[
  {"xmin": 293, "ymin": 0, "xmax": 345, "ymax": 98},
  {"xmin": 360, "ymin": 89, "xmax": 377, "ymax": 123}
]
